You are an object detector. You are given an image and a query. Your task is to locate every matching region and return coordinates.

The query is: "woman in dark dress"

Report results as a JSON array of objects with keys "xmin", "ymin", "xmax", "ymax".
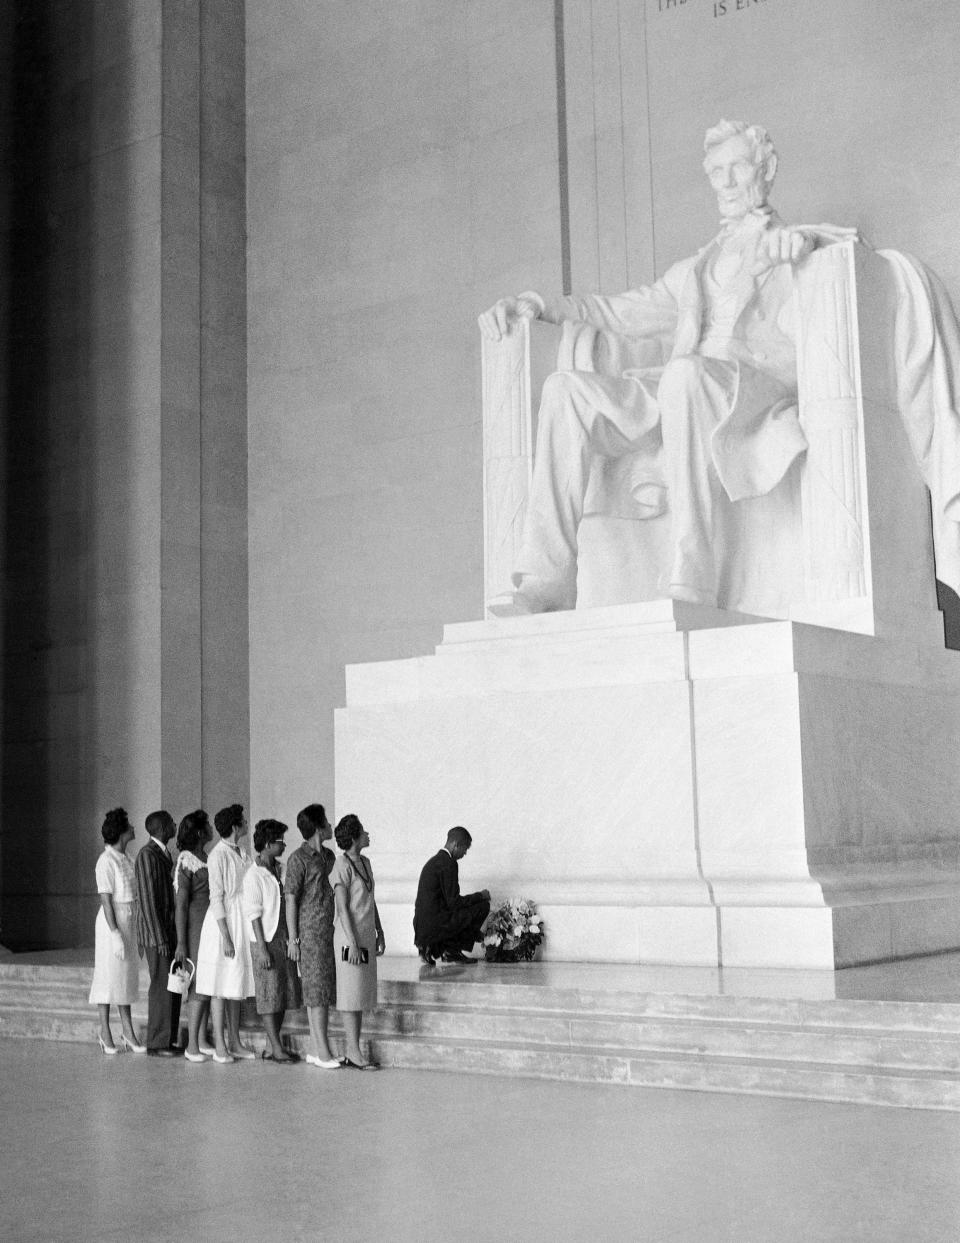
[
  {"xmin": 285, "ymin": 803, "xmax": 341, "ymax": 1068},
  {"xmin": 172, "ymin": 809, "xmax": 214, "ymax": 1061}
]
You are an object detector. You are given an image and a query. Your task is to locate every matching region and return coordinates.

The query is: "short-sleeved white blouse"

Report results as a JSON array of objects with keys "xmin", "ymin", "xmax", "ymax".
[{"xmin": 94, "ymin": 845, "xmax": 136, "ymax": 902}]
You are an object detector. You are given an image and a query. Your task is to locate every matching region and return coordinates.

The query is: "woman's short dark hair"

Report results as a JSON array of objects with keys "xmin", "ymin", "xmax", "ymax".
[
  {"xmin": 101, "ymin": 808, "xmax": 131, "ymax": 846},
  {"xmin": 253, "ymin": 818, "xmax": 287, "ymax": 853},
  {"xmin": 177, "ymin": 809, "xmax": 210, "ymax": 855},
  {"xmin": 297, "ymin": 803, "xmax": 327, "ymax": 840},
  {"xmin": 214, "ymin": 804, "xmax": 244, "ymax": 838},
  {"xmin": 334, "ymin": 814, "xmax": 364, "ymax": 852}
]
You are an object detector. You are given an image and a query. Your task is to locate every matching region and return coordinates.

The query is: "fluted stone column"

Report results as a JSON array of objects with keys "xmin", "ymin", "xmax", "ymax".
[{"xmin": 0, "ymin": 0, "xmax": 248, "ymax": 949}]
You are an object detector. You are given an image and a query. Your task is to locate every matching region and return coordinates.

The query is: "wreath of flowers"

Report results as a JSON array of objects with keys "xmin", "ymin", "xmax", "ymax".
[{"xmin": 483, "ymin": 898, "xmax": 544, "ymax": 962}]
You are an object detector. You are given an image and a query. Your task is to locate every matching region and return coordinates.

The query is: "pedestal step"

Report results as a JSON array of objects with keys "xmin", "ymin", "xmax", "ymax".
[{"xmin": 3, "ymin": 959, "xmax": 960, "ymax": 1111}]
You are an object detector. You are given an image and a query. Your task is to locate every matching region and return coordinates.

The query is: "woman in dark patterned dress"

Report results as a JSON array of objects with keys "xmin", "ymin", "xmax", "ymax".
[
  {"xmin": 172, "ymin": 809, "xmax": 214, "ymax": 1061},
  {"xmin": 285, "ymin": 803, "xmax": 341, "ymax": 1068}
]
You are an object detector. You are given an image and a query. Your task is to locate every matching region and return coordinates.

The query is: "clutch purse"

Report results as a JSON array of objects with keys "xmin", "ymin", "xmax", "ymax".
[{"xmin": 341, "ymin": 946, "xmax": 369, "ymax": 964}]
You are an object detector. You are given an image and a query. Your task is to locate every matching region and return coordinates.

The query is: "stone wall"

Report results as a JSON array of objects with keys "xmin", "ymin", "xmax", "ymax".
[{"xmin": 246, "ymin": 0, "xmax": 564, "ymax": 821}]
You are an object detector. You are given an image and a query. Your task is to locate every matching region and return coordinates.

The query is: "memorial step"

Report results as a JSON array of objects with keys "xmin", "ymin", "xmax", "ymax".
[{"xmin": 2, "ymin": 959, "xmax": 960, "ymax": 1110}]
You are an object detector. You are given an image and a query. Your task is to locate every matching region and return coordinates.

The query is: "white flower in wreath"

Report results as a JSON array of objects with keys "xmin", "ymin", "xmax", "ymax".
[{"xmin": 513, "ymin": 924, "xmax": 524, "ymax": 938}]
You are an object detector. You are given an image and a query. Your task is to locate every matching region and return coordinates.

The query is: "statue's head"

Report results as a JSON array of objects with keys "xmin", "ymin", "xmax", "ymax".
[{"xmin": 702, "ymin": 120, "xmax": 778, "ymax": 221}]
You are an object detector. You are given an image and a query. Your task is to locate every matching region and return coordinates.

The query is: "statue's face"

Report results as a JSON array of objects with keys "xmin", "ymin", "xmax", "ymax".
[{"xmin": 704, "ymin": 134, "xmax": 769, "ymax": 220}]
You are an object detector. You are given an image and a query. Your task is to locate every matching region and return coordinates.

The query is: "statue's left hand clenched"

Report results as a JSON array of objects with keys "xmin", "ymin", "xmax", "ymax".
[{"xmin": 757, "ymin": 225, "xmax": 816, "ymax": 269}]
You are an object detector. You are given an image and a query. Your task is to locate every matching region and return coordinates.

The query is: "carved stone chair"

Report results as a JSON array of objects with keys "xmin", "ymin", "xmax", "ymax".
[{"xmin": 481, "ymin": 241, "xmax": 940, "ymax": 639}]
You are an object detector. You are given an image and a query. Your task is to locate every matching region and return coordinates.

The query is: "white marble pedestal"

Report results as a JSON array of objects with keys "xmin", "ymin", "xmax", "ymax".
[{"xmin": 335, "ymin": 603, "xmax": 960, "ymax": 969}]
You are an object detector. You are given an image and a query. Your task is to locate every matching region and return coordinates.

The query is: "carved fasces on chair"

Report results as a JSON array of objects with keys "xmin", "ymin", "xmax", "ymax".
[
  {"xmin": 794, "ymin": 241, "xmax": 868, "ymax": 603},
  {"xmin": 481, "ymin": 317, "xmax": 666, "ymax": 611},
  {"xmin": 793, "ymin": 240, "xmax": 939, "ymax": 636},
  {"xmin": 482, "ymin": 318, "xmax": 562, "ymax": 609}
]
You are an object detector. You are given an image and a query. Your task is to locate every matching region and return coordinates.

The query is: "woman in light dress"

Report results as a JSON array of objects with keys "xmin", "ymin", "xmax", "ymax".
[
  {"xmin": 172, "ymin": 809, "xmax": 215, "ymax": 1061},
  {"xmin": 331, "ymin": 813, "xmax": 385, "ymax": 1071},
  {"xmin": 194, "ymin": 803, "xmax": 256, "ymax": 1063},
  {"xmin": 88, "ymin": 808, "xmax": 146, "ymax": 1054}
]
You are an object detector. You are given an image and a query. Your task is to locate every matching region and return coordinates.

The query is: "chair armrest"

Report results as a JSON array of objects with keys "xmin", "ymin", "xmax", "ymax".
[{"xmin": 481, "ymin": 318, "xmax": 562, "ymax": 607}]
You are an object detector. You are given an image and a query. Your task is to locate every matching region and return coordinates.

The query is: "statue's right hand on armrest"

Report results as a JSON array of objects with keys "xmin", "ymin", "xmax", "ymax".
[{"xmin": 478, "ymin": 290, "xmax": 545, "ymax": 341}]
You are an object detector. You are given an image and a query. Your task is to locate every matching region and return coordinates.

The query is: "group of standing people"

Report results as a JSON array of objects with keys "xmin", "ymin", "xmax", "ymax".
[{"xmin": 88, "ymin": 801, "xmax": 384, "ymax": 1070}]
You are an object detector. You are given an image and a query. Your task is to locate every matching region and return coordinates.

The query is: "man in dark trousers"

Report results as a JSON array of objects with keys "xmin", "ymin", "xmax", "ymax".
[
  {"xmin": 414, "ymin": 826, "xmax": 490, "ymax": 966},
  {"xmin": 134, "ymin": 809, "xmax": 182, "ymax": 1056}
]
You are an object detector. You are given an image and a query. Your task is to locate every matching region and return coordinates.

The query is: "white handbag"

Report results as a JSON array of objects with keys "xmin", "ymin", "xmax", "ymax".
[{"xmin": 166, "ymin": 958, "xmax": 195, "ymax": 996}]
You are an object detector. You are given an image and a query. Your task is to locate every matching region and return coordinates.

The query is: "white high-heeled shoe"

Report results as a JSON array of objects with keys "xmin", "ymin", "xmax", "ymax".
[
  {"xmin": 97, "ymin": 1035, "xmax": 120, "ymax": 1056},
  {"xmin": 120, "ymin": 1033, "xmax": 147, "ymax": 1054}
]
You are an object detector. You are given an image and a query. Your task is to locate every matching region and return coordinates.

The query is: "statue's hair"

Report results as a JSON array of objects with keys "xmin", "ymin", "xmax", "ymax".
[{"xmin": 703, "ymin": 119, "xmax": 777, "ymax": 183}]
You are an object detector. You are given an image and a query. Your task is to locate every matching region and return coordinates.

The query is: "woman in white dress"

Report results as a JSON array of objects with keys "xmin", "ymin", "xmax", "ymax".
[
  {"xmin": 194, "ymin": 803, "xmax": 256, "ymax": 1063},
  {"xmin": 88, "ymin": 808, "xmax": 146, "ymax": 1054}
]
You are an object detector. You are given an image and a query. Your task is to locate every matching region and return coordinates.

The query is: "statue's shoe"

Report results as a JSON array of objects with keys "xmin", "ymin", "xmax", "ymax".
[
  {"xmin": 486, "ymin": 590, "xmax": 536, "ymax": 617},
  {"xmin": 668, "ymin": 583, "xmax": 717, "ymax": 607},
  {"xmin": 487, "ymin": 575, "xmax": 559, "ymax": 617}
]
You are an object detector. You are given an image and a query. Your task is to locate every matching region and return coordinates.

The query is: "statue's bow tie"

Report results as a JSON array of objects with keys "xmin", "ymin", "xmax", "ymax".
[{"xmin": 718, "ymin": 208, "xmax": 773, "ymax": 239}]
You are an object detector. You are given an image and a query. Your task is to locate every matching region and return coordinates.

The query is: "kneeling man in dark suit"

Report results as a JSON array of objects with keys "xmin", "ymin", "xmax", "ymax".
[{"xmin": 414, "ymin": 827, "xmax": 490, "ymax": 966}]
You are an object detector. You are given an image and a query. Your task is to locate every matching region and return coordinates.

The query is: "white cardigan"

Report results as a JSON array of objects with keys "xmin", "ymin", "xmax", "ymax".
[{"xmin": 242, "ymin": 864, "xmax": 282, "ymax": 943}]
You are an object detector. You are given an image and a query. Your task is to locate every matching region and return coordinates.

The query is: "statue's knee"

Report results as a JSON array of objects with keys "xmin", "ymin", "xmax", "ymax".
[
  {"xmin": 659, "ymin": 355, "xmax": 706, "ymax": 403},
  {"xmin": 540, "ymin": 370, "xmax": 576, "ymax": 406},
  {"xmin": 537, "ymin": 372, "xmax": 581, "ymax": 430}
]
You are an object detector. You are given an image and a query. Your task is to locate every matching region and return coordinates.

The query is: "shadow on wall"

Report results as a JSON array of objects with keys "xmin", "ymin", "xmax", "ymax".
[
  {"xmin": 937, "ymin": 582, "xmax": 960, "ymax": 651},
  {"xmin": 0, "ymin": 3, "xmax": 137, "ymax": 948}
]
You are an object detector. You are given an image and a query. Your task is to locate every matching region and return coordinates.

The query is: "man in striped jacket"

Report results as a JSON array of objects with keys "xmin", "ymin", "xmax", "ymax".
[{"xmin": 134, "ymin": 810, "xmax": 182, "ymax": 1057}]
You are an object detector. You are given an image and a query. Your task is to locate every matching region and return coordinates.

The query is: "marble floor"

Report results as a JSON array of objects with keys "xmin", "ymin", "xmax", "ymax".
[
  {"xmin": 15, "ymin": 946, "xmax": 960, "ymax": 1002},
  {"xmin": 2, "ymin": 1036, "xmax": 960, "ymax": 1242}
]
